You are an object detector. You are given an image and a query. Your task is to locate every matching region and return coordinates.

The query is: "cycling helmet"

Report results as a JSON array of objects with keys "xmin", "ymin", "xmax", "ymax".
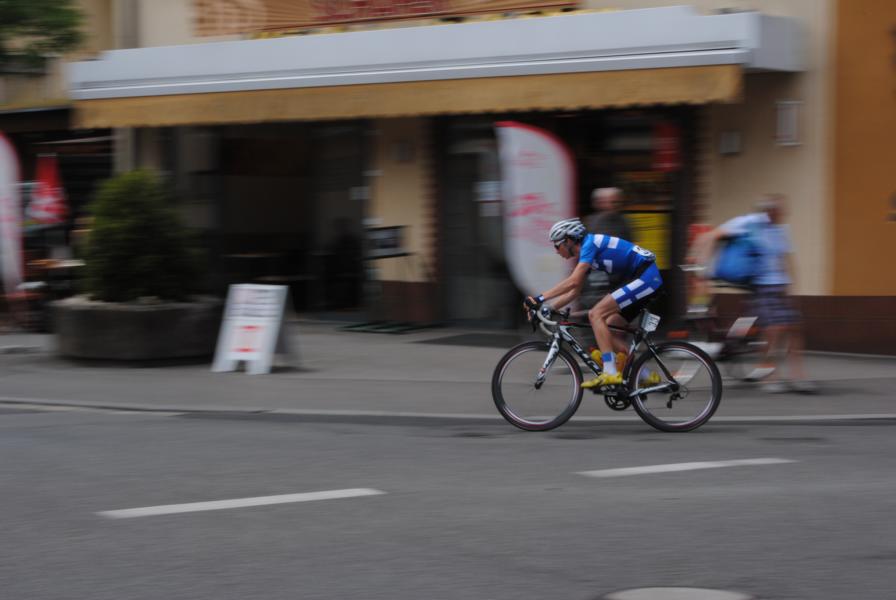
[{"xmin": 548, "ymin": 218, "xmax": 586, "ymax": 243}]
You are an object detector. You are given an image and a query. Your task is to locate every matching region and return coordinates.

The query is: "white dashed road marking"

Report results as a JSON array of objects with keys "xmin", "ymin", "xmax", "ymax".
[
  {"xmin": 97, "ymin": 488, "xmax": 385, "ymax": 519},
  {"xmin": 604, "ymin": 588, "xmax": 753, "ymax": 600},
  {"xmin": 578, "ymin": 458, "xmax": 795, "ymax": 478}
]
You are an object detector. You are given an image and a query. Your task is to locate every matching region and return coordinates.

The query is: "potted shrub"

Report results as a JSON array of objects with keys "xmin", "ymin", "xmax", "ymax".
[{"xmin": 53, "ymin": 169, "xmax": 222, "ymax": 360}]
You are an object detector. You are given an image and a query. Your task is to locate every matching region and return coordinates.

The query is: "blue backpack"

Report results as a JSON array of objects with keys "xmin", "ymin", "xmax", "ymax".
[{"xmin": 713, "ymin": 226, "xmax": 762, "ymax": 286}]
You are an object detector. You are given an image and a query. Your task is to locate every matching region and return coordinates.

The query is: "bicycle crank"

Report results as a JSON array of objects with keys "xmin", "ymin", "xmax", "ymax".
[
  {"xmin": 604, "ymin": 394, "xmax": 631, "ymax": 411},
  {"xmin": 597, "ymin": 384, "xmax": 631, "ymax": 411}
]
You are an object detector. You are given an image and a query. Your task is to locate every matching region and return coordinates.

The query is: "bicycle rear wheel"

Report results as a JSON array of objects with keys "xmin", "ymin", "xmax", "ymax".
[
  {"xmin": 492, "ymin": 341, "xmax": 583, "ymax": 431},
  {"xmin": 627, "ymin": 342, "xmax": 722, "ymax": 432}
]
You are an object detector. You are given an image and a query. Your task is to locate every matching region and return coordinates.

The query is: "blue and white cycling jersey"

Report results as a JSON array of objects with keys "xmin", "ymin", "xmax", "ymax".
[
  {"xmin": 579, "ymin": 233, "xmax": 663, "ymax": 314},
  {"xmin": 578, "ymin": 233, "xmax": 655, "ymax": 278}
]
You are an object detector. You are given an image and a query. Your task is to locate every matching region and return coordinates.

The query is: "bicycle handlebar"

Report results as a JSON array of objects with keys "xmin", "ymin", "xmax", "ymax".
[
  {"xmin": 536, "ymin": 307, "xmax": 557, "ymax": 327},
  {"xmin": 527, "ymin": 306, "xmax": 573, "ymax": 336},
  {"xmin": 529, "ymin": 306, "xmax": 572, "ymax": 327}
]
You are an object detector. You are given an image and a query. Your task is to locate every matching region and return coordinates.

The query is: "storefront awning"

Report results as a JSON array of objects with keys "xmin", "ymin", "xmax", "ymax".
[
  {"xmin": 73, "ymin": 65, "xmax": 742, "ymax": 127},
  {"xmin": 69, "ymin": 6, "xmax": 800, "ymax": 127}
]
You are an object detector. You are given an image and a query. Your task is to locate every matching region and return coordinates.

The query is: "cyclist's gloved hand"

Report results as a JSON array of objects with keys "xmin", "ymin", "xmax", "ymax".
[{"xmin": 523, "ymin": 294, "xmax": 544, "ymax": 310}]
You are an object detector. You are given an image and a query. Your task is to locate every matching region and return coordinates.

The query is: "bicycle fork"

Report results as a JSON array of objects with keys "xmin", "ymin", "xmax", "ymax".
[{"xmin": 534, "ymin": 336, "xmax": 562, "ymax": 390}]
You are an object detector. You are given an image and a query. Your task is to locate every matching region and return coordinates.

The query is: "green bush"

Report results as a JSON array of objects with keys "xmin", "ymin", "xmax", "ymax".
[{"xmin": 84, "ymin": 169, "xmax": 198, "ymax": 302}]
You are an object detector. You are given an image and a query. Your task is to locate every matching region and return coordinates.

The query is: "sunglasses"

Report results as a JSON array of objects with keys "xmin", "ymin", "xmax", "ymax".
[{"xmin": 553, "ymin": 240, "xmax": 565, "ymax": 250}]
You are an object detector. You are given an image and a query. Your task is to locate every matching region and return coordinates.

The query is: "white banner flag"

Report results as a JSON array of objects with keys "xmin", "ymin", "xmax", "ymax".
[
  {"xmin": 0, "ymin": 133, "xmax": 23, "ymax": 297},
  {"xmin": 495, "ymin": 121, "xmax": 576, "ymax": 296}
]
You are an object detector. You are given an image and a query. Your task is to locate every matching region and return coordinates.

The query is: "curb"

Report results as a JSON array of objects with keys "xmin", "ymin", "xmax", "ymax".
[
  {"xmin": 3, "ymin": 397, "xmax": 896, "ymax": 424},
  {"xmin": 0, "ymin": 345, "xmax": 43, "ymax": 354}
]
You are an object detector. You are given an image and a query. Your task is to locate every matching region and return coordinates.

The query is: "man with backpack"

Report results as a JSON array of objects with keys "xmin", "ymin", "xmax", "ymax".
[{"xmin": 696, "ymin": 194, "xmax": 816, "ymax": 393}]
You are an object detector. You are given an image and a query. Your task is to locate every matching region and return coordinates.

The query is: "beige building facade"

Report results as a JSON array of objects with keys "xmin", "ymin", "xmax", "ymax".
[{"xmin": 61, "ymin": 0, "xmax": 896, "ymax": 350}]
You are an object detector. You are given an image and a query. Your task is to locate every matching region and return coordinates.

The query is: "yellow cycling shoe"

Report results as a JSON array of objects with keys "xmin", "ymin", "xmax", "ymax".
[{"xmin": 581, "ymin": 372, "xmax": 623, "ymax": 389}]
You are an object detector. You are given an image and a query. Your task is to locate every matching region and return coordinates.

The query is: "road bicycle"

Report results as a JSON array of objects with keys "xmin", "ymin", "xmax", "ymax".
[
  {"xmin": 671, "ymin": 264, "xmax": 768, "ymax": 381},
  {"xmin": 491, "ymin": 306, "xmax": 723, "ymax": 432}
]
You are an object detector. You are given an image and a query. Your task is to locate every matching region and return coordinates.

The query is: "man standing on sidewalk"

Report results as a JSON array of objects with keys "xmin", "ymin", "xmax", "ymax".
[{"xmin": 580, "ymin": 187, "xmax": 635, "ymax": 310}]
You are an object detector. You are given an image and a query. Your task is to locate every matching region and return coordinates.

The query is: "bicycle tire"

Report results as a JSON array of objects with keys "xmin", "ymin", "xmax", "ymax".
[
  {"xmin": 627, "ymin": 341, "xmax": 722, "ymax": 432},
  {"xmin": 492, "ymin": 341, "xmax": 583, "ymax": 431}
]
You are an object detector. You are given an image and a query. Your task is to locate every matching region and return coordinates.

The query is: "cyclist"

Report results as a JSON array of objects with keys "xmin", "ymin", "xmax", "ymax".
[{"xmin": 524, "ymin": 218, "xmax": 663, "ymax": 389}]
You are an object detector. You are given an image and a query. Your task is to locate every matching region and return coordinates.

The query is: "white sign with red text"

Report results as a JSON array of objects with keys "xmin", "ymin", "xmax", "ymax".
[
  {"xmin": 212, "ymin": 284, "xmax": 294, "ymax": 375},
  {"xmin": 0, "ymin": 133, "xmax": 23, "ymax": 298},
  {"xmin": 495, "ymin": 121, "xmax": 576, "ymax": 297}
]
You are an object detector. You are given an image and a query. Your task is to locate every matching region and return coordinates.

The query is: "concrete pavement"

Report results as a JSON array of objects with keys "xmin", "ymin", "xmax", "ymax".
[{"xmin": 1, "ymin": 319, "xmax": 895, "ymax": 420}]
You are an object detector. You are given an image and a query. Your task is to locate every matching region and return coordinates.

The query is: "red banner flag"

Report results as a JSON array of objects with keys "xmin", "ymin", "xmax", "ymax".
[
  {"xmin": 652, "ymin": 122, "xmax": 682, "ymax": 172},
  {"xmin": 27, "ymin": 154, "xmax": 68, "ymax": 226}
]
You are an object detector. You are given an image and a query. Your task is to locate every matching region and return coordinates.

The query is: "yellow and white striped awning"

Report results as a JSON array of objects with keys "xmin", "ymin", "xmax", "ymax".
[
  {"xmin": 74, "ymin": 65, "xmax": 741, "ymax": 128},
  {"xmin": 69, "ymin": 6, "xmax": 799, "ymax": 127}
]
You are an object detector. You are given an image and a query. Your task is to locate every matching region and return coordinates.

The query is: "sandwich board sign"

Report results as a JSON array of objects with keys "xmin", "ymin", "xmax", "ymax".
[{"xmin": 212, "ymin": 284, "xmax": 295, "ymax": 374}]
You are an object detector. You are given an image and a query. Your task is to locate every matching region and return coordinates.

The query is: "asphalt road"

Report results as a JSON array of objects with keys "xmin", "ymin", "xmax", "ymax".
[{"xmin": 2, "ymin": 405, "xmax": 895, "ymax": 600}]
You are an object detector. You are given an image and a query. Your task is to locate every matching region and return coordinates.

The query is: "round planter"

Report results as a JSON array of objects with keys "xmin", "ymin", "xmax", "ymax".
[{"xmin": 52, "ymin": 295, "xmax": 223, "ymax": 360}]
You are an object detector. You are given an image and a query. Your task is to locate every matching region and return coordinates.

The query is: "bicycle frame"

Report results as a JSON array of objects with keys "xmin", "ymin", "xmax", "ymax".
[{"xmin": 533, "ymin": 310, "xmax": 680, "ymax": 399}]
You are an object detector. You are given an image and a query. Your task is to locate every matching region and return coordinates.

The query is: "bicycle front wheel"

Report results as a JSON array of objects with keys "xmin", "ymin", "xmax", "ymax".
[
  {"xmin": 492, "ymin": 341, "xmax": 583, "ymax": 431},
  {"xmin": 628, "ymin": 342, "xmax": 722, "ymax": 432}
]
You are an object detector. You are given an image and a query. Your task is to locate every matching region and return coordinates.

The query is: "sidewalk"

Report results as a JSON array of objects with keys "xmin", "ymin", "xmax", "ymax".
[{"xmin": 2, "ymin": 320, "xmax": 896, "ymax": 421}]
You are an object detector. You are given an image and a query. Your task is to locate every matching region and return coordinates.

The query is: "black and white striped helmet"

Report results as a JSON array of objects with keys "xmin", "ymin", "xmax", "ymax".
[{"xmin": 548, "ymin": 218, "xmax": 586, "ymax": 243}]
